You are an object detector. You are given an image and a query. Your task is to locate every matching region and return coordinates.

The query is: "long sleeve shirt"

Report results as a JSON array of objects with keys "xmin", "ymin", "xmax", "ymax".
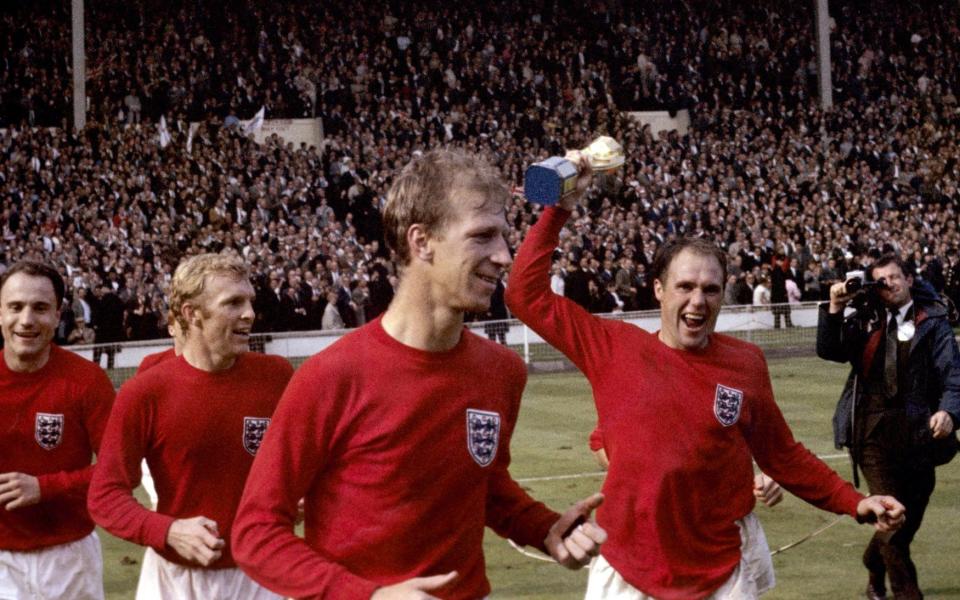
[
  {"xmin": 0, "ymin": 345, "xmax": 115, "ymax": 550},
  {"xmin": 88, "ymin": 353, "xmax": 293, "ymax": 568},
  {"xmin": 506, "ymin": 207, "xmax": 864, "ymax": 599},
  {"xmin": 232, "ymin": 319, "xmax": 559, "ymax": 600}
]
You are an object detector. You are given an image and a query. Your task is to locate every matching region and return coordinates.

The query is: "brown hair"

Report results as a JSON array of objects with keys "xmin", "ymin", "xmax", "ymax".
[
  {"xmin": 0, "ymin": 261, "xmax": 66, "ymax": 308},
  {"xmin": 650, "ymin": 237, "xmax": 728, "ymax": 285},
  {"xmin": 383, "ymin": 148, "xmax": 509, "ymax": 265},
  {"xmin": 869, "ymin": 253, "xmax": 910, "ymax": 280}
]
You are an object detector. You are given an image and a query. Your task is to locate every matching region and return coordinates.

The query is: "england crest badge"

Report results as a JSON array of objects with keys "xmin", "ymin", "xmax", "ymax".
[
  {"xmin": 243, "ymin": 417, "xmax": 271, "ymax": 456},
  {"xmin": 466, "ymin": 409, "xmax": 501, "ymax": 467},
  {"xmin": 714, "ymin": 384, "xmax": 743, "ymax": 427},
  {"xmin": 35, "ymin": 413, "xmax": 64, "ymax": 450}
]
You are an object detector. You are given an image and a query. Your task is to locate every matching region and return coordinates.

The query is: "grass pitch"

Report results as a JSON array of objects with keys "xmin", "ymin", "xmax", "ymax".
[{"xmin": 100, "ymin": 357, "xmax": 960, "ymax": 599}]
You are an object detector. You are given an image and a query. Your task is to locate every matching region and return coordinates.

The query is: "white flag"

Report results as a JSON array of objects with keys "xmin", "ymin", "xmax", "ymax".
[
  {"xmin": 158, "ymin": 116, "xmax": 171, "ymax": 148},
  {"xmin": 186, "ymin": 122, "xmax": 200, "ymax": 153},
  {"xmin": 242, "ymin": 106, "xmax": 265, "ymax": 136}
]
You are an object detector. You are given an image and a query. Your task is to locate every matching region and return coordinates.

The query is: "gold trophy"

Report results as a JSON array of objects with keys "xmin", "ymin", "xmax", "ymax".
[
  {"xmin": 581, "ymin": 136, "xmax": 625, "ymax": 173},
  {"xmin": 524, "ymin": 136, "xmax": 625, "ymax": 205}
]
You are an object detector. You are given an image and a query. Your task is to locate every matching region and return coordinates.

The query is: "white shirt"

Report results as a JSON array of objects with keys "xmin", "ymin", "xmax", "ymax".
[
  {"xmin": 889, "ymin": 300, "xmax": 914, "ymax": 327},
  {"xmin": 550, "ymin": 273, "xmax": 565, "ymax": 296}
]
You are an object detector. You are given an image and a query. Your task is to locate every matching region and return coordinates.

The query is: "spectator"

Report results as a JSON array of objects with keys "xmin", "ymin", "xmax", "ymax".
[
  {"xmin": 320, "ymin": 291, "xmax": 344, "ymax": 330},
  {"xmin": 67, "ymin": 318, "xmax": 97, "ymax": 345},
  {"xmin": 753, "ymin": 274, "xmax": 771, "ymax": 306},
  {"xmin": 0, "ymin": 0, "xmax": 956, "ymax": 342}
]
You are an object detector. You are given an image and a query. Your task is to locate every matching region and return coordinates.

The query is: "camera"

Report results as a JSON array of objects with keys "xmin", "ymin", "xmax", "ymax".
[{"xmin": 844, "ymin": 270, "xmax": 889, "ymax": 294}]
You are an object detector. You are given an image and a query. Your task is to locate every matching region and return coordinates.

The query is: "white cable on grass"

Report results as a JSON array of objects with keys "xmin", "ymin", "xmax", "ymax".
[
  {"xmin": 516, "ymin": 471, "xmax": 606, "ymax": 483},
  {"xmin": 818, "ymin": 453, "xmax": 848, "ymax": 460},
  {"xmin": 514, "ymin": 452, "xmax": 848, "ymax": 485},
  {"xmin": 507, "ymin": 539, "xmax": 556, "ymax": 563},
  {"xmin": 510, "ymin": 452, "xmax": 850, "ymax": 561},
  {"xmin": 508, "ymin": 515, "xmax": 844, "ymax": 564},
  {"xmin": 768, "ymin": 516, "xmax": 843, "ymax": 556}
]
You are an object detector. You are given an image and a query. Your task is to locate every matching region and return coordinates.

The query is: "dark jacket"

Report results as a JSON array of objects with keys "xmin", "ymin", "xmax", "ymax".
[{"xmin": 816, "ymin": 280, "xmax": 960, "ymax": 467}]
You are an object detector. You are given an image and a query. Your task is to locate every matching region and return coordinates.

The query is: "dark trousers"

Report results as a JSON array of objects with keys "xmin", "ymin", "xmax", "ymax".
[
  {"xmin": 859, "ymin": 416, "xmax": 936, "ymax": 599},
  {"xmin": 93, "ymin": 344, "xmax": 117, "ymax": 369},
  {"xmin": 772, "ymin": 304, "xmax": 793, "ymax": 329},
  {"xmin": 483, "ymin": 321, "xmax": 508, "ymax": 345}
]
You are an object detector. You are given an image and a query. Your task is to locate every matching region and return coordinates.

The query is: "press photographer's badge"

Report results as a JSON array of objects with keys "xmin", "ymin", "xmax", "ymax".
[
  {"xmin": 466, "ymin": 409, "xmax": 500, "ymax": 467},
  {"xmin": 714, "ymin": 385, "xmax": 743, "ymax": 427},
  {"xmin": 897, "ymin": 320, "xmax": 915, "ymax": 342}
]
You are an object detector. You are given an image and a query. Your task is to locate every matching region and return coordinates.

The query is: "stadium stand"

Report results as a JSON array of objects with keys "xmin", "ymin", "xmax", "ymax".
[{"xmin": 0, "ymin": 0, "xmax": 958, "ymax": 357}]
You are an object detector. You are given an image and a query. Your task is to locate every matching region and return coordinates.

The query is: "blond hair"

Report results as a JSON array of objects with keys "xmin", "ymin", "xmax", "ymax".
[
  {"xmin": 383, "ymin": 148, "xmax": 509, "ymax": 265},
  {"xmin": 169, "ymin": 253, "xmax": 250, "ymax": 330}
]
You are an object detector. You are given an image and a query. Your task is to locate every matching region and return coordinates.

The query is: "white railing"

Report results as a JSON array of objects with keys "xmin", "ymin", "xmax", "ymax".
[{"xmin": 67, "ymin": 302, "xmax": 824, "ymax": 381}]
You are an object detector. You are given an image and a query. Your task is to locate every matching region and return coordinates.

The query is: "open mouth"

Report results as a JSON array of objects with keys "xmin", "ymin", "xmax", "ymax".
[
  {"xmin": 681, "ymin": 314, "xmax": 706, "ymax": 329},
  {"xmin": 476, "ymin": 273, "xmax": 498, "ymax": 286}
]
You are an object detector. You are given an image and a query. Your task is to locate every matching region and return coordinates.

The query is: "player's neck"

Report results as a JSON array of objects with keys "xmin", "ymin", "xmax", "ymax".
[
  {"xmin": 3, "ymin": 346, "xmax": 51, "ymax": 373},
  {"xmin": 381, "ymin": 279, "xmax": 464, "ymax": 352},
  {"xmin": 181, "ymin": 343, "xmax": 238, "ymax": 372}
]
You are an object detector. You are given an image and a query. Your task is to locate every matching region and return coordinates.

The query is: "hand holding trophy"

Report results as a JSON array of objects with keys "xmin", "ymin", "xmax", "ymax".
[{"xmin": 523, "ymin": 136, "xmax": 625, "ymax": 207}]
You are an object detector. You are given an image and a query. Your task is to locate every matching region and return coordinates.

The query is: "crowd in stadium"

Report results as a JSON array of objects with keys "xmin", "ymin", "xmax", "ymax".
[{"xmin": 1, "ymin": 0, "xmax": 959, "ymax": 346}]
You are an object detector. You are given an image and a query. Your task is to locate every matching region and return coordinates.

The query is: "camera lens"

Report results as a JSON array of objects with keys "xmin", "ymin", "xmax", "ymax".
[{"xmin": 845, "ymin": 278, "xmax": 862, "ymax": 293}]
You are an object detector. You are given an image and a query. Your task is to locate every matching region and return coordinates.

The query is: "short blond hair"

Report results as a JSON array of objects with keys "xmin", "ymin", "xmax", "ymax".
[
  {"xmin": 383, "ymin": 148, "xmax": 509, "ymax": 265},
  {"xmin": 169, "ymin": 253, "xmax": 250, "ymax": 330}
]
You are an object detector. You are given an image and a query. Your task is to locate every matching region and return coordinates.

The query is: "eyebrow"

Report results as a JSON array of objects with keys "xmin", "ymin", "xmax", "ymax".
[
  {"xmin": 220, "ymin": 292, "xmax": 255, "ymax": 304},
  {"xmin": 4, "ymin": 299, "xmax": 53, "ymax": 310}
]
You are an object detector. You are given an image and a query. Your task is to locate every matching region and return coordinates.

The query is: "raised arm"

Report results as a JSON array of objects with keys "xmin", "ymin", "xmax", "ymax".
[
  {"xmin": 505, "ymin": 205, "xmax": 617, "ymax": 376},
  {"xmin": 816, "ymin": 281, "xmax": 858, "ymax": 363}
]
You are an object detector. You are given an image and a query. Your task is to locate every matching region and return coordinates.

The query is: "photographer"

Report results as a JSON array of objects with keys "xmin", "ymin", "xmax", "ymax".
[{"xmin": 816, "ymin": 254, "xmax": 960, "ymax": 600}]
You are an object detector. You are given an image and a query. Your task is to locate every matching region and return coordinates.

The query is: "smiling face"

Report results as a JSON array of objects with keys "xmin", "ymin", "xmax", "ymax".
[
  {"xmin": 654, "ymin": 248, "xmax": 724, "ymax": 351},
  {"xmin": 0, "ymin": 273, "xmax": 61, "ymax": 372},
  {"xmin": 426, "ymin": 189, "xmax": 512, "ymax": 314},
  {"xmin": 184, "ymin": 273, "xmax": 256, "ymax": 370}
]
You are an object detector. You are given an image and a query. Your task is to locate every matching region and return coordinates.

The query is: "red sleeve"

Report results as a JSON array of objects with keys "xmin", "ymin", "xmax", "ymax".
[
  {"xmin": 483, "ymin": 361, "xmax": 559, "ymax": 553},
  {"xmin": 232, "ymin": 363, "xmax": 379, "ymax": 600},
  {"xmin": 505, "ymin": 207, "xmax": 616, "ymax": 377},
  {"xmin": 87, "ymin": 381, "xmax": 176, "ymax": 551},
  {"xmin": 37, "ymin": 367, "xmax": 115, "ymax": 501},
  {"xmin": 588, "ymin": 425, "xmax": 604, "ymax": 452},
  {"xmin": 744, "ymin": 351, "xmax": 863, "ymax": 517},
  {"xmin": 485, "ymin": 470, "xmax": 558, "ymax": 554}
]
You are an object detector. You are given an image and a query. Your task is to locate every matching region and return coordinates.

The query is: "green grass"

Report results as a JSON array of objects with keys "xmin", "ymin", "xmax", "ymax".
[{"xmin": 99, "ymin": 357, "xmax": 960, "ymax": 598}]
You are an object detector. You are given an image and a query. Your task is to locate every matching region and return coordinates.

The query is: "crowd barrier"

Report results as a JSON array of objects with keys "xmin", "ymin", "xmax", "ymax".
[{"xmin": 68, "ymin": 302, "xmax": 823, "ymax": 387}]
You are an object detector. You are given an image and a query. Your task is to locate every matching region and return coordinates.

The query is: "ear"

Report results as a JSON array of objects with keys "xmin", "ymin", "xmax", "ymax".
[
  {"xmin": 654, "ymin": 278, "xmax": 664, "ymax": 302},
  {"xmin": 181, "ymin": 301, "xmax": 201, "ymax": 329},
  {"xmin": 407, "ymin": 223, "xmax": 434, "ymax": 263}
]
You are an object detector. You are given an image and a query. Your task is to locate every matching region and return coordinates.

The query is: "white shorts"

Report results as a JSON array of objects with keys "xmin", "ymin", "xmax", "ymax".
[
  {"xmin": 135, "ymin": 548, "xmax": 282, "ymax": 600},
  {"xmin": 0, "ymin": 531, "xmax": 104, "ymax": 600},
  {"xmin": 584, "ymin": 513, "xmax": 775, "ymax": 600}
]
